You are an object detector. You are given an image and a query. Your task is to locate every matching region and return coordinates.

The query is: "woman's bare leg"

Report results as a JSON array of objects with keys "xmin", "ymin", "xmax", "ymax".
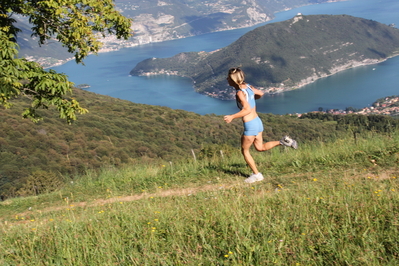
[
  {"xmin": 253, "ymin": 132, "xmax": 281, "ymax": 152},
  {"xmin": 241, "ymin": 133, "xmax": 282, "ymax": 175},
  {"xmin": 241, "ymin": 135, "xmax": 259, "ymax": 174}
]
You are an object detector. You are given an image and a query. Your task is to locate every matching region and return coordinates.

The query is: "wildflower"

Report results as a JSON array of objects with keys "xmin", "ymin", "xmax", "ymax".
[
  {"xmin": 228, "ymin": 251, "xmax": 233, "ymax": 255},
  {"xmin": 30, "ymin": 219, "xmax": 35, "ymax": 222},
  {"xmin": 392, "ymin": 189, "xmax": 395, "ymax": 192},
  {"xmin": 224, "ymin": 255, "xmax": 229, "ymax": 258},
  {"xmin": 392, "ymin": 176, "xmax": 397, "ymax": 179},
  {"xmin": 313, "ymin": 178, "xmax": 317, "ymax": 181},
  {"xmin": 154, "ymin": 219, "xmax": 158, "ymax": 222}
]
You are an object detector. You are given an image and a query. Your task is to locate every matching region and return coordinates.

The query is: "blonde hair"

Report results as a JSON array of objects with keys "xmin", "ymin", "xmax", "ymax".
[{"xmin": 228, "ymin": 67, "xmax": 245, "ymax": 85}]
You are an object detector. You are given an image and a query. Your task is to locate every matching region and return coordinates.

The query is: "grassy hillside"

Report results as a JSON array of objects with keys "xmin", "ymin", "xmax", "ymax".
[
  {"xmin": 131, "ymin": 15, "xmax": 399, "ymax": 99},
  {"xmin": 1, "ymin": 131, "xmax": 398, "ymax": 265},
  {"xmin": 0, "ymin": 88, "xmax": 346, "ymax": 199}
]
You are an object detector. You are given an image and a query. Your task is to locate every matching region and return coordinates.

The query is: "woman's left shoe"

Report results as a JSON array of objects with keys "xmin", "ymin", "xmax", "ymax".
[{"xmin": 244, "ymin": 172, "xmax": 264, "ymax": 183}]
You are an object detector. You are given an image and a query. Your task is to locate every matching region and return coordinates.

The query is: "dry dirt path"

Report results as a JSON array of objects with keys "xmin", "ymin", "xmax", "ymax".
[
  {"xmin": 4, "ymin": 169, "xmax": 396, "ymax": 222},
  {"xmin": 10, "ymin": 181, "xmax": 243, "ymax": 219}
]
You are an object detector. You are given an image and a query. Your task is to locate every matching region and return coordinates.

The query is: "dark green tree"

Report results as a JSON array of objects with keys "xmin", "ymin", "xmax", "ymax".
[{"xmin": 1, "ymin": 0, "xmax": 132, "ymax": 123}]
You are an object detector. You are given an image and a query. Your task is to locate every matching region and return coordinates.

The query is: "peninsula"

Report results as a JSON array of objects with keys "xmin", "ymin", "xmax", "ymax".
[{"xmin": 130, "ymin": 14, "xmax": 399, "ymax": 100}]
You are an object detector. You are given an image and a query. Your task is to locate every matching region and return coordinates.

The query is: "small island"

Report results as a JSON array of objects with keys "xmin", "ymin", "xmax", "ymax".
[{"xmin": 76, "ymin": 84, "xmax": 91, "ymax": 89}]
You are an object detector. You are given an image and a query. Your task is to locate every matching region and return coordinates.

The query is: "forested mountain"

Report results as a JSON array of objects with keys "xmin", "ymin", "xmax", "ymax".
[
  {"xmin": 17, "ymin": 0, "xmax": 332, "ymax": 67},
  {"xmin": 130, "ymin": 15, "xmax": 399, "ymax": 99}
]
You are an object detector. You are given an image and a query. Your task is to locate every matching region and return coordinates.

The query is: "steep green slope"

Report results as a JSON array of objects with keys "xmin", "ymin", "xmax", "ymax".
[
  {"xmin": 0, "ymin": 88, "xmax": 340, "ymax": 199},
  {"xmin": 130, "ymin": 15, "xmax": 399, "ymax": 99}
]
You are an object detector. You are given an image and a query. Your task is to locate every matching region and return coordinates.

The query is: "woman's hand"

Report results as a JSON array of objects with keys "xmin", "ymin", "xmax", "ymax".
[
  {"xmin": 224, "ymin": 115, "xmax": 234, "ymax": 123},
  {"xmin": 251, "ymin": 86, "xmax": 264, "ymax": 100}
]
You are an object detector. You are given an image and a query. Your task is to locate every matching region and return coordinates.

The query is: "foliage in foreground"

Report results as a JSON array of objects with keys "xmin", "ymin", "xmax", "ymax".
[
  {"xmin": 1, "ymin": 0, "xmax": 131, "ymax": 122},
  {"xmin": 0, "ymin": 132, "xmax": 398, "ymax": 265}
]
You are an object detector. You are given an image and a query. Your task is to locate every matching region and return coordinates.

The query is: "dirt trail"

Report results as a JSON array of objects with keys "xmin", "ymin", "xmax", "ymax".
[
  {"xmin": 5, "ymin": 169, "xmax": 396, "ymax": 220},
  {"xmin": 11, "ymin": 181, "xmax": 242, "ymax": 218}
]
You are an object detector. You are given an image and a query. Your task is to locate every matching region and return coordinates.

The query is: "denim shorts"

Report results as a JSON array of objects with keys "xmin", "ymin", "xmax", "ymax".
[{"xmin": 243, "ymin": 116, "xmax": 264, "ymax": 136}]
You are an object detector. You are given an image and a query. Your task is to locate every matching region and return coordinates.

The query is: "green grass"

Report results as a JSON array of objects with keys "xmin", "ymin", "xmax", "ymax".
[{"xmin": 1, "ymin": 132, "xmax": 399, "ymax": 265}]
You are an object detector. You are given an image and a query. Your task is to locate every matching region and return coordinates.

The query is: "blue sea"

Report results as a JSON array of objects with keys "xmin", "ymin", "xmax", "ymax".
[{"xmin": 52, "ymin": 0, "xmax": 399, "ymax": 115}]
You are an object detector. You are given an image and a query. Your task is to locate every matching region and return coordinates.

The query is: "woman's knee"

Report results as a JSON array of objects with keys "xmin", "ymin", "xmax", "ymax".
[{"xmin": 254, "ymin": 145, "xmax": 264, "ymax": 152}]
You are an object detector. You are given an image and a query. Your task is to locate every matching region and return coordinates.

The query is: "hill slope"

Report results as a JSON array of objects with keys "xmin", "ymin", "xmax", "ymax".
[
  {"xmin": 0, "ymin": 88, "xmax": 342, "ymax": 199},
  {"xmin": 130, "ymin": 14, "xmax": 399, "ymax": 99},
  {"xmin": 1, "ymin": 132, "xmax": 398, "ymax": 265}
]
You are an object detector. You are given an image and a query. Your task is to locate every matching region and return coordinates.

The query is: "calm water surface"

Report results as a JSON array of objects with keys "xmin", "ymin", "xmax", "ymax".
[{"xmin": 52, "ymin": 0, "xmax": 399, "ymax": 115}]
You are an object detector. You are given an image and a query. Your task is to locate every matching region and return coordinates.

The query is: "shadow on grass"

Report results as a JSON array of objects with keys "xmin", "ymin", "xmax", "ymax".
[{"xmin": 205, "ymin": 163, "xmax": 248, "ymax": 178}]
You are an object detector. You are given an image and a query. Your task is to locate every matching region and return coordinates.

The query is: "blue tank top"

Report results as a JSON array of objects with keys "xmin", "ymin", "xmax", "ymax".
[{"xmin": 236, "ymin": 84, "xmax": 256, "ymax": 110}]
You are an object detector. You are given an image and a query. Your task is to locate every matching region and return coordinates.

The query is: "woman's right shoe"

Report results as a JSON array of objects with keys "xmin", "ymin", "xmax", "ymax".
[{"xmin": 280, "ymin": 135, "xmax": 298, "ymax": 149}]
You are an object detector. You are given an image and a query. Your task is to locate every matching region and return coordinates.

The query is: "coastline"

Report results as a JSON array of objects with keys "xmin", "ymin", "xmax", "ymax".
[
  {"xmin": 40, "ymin": 0, "xmax": 349, "ymax": 69},
  {"xmin": 198, "ymin": 53, "xmax": 399, "ymax": 101}
]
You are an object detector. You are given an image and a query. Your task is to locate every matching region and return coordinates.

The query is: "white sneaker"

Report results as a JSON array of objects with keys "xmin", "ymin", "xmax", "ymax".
[
  {"xmin": 244, "ymin": 173, "xmax": 264, "ymax": 183},
  {"xmin": 280, "ymin": 135, "xmax": 298, "ymax": 149}
]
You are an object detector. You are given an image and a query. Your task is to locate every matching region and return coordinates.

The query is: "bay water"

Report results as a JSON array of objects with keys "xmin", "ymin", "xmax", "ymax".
[{"xmin": 52, "ymin": 0, "xmax": 399, "ymax": 115}]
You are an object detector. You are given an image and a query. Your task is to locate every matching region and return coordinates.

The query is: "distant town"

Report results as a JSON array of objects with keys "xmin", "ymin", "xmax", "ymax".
[{"xmin": 300, "ymin": 95, "xmax": 399, "ymax": 117}]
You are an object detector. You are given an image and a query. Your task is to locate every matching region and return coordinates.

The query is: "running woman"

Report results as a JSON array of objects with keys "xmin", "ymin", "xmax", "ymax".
[{"xmin": 224, "ymin": 67, "xmax": 298, "ymax": 183}]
